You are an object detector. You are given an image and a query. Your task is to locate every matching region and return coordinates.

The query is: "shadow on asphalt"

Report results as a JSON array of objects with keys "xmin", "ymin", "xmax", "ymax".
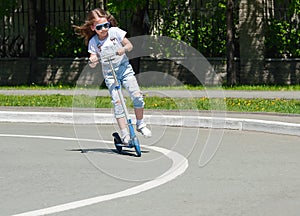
[{"xmin": 66, "ymin": 148, "xmax": 150, "ymax": 157}]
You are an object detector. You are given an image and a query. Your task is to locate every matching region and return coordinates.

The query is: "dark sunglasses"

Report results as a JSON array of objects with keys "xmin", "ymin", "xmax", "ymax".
[{"xmin": 95, "ymin": 22, "xmax": 110, "ymax": 31}]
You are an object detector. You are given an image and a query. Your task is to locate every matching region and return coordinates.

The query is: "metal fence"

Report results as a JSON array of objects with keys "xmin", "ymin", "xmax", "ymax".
[
  {"xmin": 0, "ymin": 0, "xmax": 292, "ymax": 58},
  {"xmin": 1, "ymin": 0, "xmax": 236, "ymax": 58},
  {"xmin": 0, "ymin": 0, "xmax": 105, "ymax": 57}
]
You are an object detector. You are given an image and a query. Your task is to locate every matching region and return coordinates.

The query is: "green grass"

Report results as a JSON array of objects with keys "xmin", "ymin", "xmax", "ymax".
[
  {"xmin": 145, "ymin": 97, "xmax": 300, "ymax": 114},
  {"xmin": 0, "ymin": 84, "xmax": 74, "ymax": 90},
  {"xmin": 1, "ymin": 94, "xmax": 299, "ymax": 114},
  {"xmin": 0, "ymin": 84, "xmax": 299, "ymax": 114},
  {"xmin": 221, "ymin": 84, "xmax": 300, "ymax": 91}
]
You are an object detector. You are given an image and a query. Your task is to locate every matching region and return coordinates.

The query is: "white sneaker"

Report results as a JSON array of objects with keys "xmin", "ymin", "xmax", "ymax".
[
  {"xmin": 121, "ymin": 134, "xmax": 130, "ymax": 144},
  {"xmin": 137, "ymin": 123, "xmax": 152, "ymax": 138}
]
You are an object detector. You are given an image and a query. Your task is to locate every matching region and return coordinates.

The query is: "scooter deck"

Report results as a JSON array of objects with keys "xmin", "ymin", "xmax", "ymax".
[
  {"xmin": 112, "ymin": 132, "xmax": 134, "ymax": 147},
  {"xmin": 112, "ymin": 132, "xmax": 141, "ymax": 157}
]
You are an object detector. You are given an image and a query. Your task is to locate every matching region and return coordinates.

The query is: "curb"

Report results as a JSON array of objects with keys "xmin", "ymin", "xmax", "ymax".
[{"xmin": 0, "ymin": 111, "xmax": 299, "ymax": 137}]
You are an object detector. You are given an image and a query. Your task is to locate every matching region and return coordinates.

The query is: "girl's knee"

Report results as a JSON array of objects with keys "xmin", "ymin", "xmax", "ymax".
[
  {"xmin": 114, "ymin": 100, "xmax": 125, "ymax": 118},
  {"xmin": 133, "ymin": 93, "xmax": 145, "ymax": 108}
]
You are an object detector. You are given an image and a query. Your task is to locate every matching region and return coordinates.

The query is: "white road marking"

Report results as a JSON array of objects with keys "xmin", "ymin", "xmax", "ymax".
[
  {"xmin": 1, "ymin": 134, "xmax": 188, "ymax": 216},
  {"xmin": 0, "ymin": 134, "xmax": 113, "ymax": 144}
]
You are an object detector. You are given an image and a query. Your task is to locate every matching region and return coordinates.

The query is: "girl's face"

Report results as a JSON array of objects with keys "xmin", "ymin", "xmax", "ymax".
[{"xmin": 92, "ymin": 17, "xmax": 109, "ymax": 39}]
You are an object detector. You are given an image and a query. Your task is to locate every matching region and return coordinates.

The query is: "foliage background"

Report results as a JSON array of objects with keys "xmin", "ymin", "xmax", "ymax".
[
  {"xmin": 265, "ymin": 0, "xmax": 300, "ymax": 58},
  {"xmin": 1, "ymin": 0, "xmax": 300, "ymax": 59}
]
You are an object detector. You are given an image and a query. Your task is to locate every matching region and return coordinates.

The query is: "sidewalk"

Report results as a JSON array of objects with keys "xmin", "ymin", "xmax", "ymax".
[
  {"xmin": 0, "ymin": 89, "xmax": 300, "ymax": 99},
  {"xmin": 0, "ymin": 106, "xmax": 300, "ymax": 137}
]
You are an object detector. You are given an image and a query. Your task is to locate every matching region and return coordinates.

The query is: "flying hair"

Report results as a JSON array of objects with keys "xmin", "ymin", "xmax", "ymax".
[{"xmin": 73, "ymin": 8, "xmax": 118, "ymax": 45}]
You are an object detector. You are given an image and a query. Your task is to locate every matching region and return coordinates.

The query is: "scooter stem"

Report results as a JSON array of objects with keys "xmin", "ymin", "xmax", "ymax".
[{"xmin": 107, "ymin": 57, "xmax": 131, "ymax": 123}]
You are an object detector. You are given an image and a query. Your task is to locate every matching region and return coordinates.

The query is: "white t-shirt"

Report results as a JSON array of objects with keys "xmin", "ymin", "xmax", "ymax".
[{"xmin": 88, "ymin": 27, "xmax": 129, "ymax": 73}]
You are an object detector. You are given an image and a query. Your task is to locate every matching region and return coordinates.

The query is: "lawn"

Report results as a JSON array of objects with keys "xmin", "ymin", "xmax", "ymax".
[{"xmin": 1, "ymin": 89, "xmax": 299, "ymax": 114}]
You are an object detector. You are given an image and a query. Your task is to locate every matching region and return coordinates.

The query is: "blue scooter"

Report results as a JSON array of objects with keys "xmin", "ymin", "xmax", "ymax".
[{"xmin": 101, "ymin": 53, "xmax": 142, "ymax": 157}]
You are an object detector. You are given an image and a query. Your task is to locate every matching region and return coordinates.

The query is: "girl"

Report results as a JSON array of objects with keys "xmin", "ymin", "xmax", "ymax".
[{"xmin": 74, "ymin": 8, "xmax": 151, "ymax": 144}]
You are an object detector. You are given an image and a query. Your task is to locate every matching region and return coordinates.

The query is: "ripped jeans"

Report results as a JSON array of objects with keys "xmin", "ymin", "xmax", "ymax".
[{"xmin": 104, "ymin": 62, "xmax": 144, "ymax": 118}]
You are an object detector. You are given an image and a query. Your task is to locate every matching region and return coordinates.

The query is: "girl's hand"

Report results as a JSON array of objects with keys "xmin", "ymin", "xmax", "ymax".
[
  {"xmin": 117, "ymin": 38, "xmax": 132, "ymax": 55},
  {"xmin": 116, "ymin": 47, "xmax": 126, "ymax": 56},
  {"xmin": 89, "ymin": 55, "xmax": 98, "ymax": 63},
  {"xmin": 89, "ymin": 55, "xmax": 98, "ymax": 68}
]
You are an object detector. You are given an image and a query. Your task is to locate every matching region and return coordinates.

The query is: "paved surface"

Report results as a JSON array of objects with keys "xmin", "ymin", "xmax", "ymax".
[{"xmin": 1, "ymin": 123, "xmax": 300, "ymax": 216}]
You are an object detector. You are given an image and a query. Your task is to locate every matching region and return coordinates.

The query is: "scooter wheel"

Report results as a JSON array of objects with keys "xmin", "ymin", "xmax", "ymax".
[
  {"xmin": 112, "ymin": 132, "xmax": 122, "ymax": 153},
  {"xmin": 133, "ymin": 137, "xmax": 141, "ymax": 157}
]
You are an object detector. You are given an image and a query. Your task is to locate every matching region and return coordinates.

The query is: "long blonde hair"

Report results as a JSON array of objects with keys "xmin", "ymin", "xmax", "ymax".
[{"xmin": 73, "ymin": 8, "xmax": 118, "ymax": 45}]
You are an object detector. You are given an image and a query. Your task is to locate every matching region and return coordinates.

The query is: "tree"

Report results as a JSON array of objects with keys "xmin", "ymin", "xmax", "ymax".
[
  {"xmin": 106, "ymin": 0, "xmax": 150, "ymax": 73},
  {"xmin": 0, "ymin": 0, "xmax": 17, "ymax": 18},
  {"xmin": 226, "ymin": 0, "xmax": 236, "ymax": 86},
  {"xmin": 28, "ymin": 0, "xmax": 37, "ymax": 84},
  {"xmin": 265, "ymin": 0, "xmax": 300, "ymax": 58}
]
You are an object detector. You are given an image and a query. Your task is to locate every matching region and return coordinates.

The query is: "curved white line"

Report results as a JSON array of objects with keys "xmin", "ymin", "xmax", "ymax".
[
  {"xmin": 0, "ymin": 134, "xmax": 188, "ymax": 216},
  {"xmin": 0, "ymin": 134, "xmax": 114, "ymax": 144}
]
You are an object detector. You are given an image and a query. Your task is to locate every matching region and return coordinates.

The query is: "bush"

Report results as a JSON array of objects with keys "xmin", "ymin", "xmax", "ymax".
[
  {"xmin": 43, "ymin": 23, "xmax": 87, "ymax": 58},
  {"xmin": 265, "ymin": 0, "xmax": 300, "ymax": 58}
]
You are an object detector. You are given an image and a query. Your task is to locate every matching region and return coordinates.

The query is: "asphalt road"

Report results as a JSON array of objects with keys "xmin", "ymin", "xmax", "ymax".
[{"xmin": 1, "ymin": 122, "xmax": 300, "ymax": 216}]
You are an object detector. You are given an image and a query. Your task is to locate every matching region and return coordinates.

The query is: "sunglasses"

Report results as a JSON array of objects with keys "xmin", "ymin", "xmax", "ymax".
[{"xmin": 95, "ymin": 22, "xmax": 110, "ymax": 31}]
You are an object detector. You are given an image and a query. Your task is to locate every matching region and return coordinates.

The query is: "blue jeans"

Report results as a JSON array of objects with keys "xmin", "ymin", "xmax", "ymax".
[{"xmin": 104, "ymin": 62, "xmax": 145, "ymax": 118}]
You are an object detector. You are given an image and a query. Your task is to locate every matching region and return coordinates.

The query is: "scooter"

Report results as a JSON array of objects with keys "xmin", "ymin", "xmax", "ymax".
[{"xmin": 101, "ymin": 53, "xmax": 142, "ymax": 157}]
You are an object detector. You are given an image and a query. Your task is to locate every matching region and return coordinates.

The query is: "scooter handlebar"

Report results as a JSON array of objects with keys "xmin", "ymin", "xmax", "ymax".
[
  {"xmin": 101, "ymin": 53, "xmax": 117, "ymax": 62},
  {"xmin": 87, "ymin": 52, "xmax": 116, "ymax": 66},
  {"xmin": 101, "ymin": 53, "xmax": 116, "ymax": 60}
]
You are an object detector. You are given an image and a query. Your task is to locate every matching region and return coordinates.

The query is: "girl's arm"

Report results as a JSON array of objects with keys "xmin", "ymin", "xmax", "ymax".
[
  {"xmin": 89, "ymin": 53, "xmax": 98, "ymax": 68},
  {"xmin": 116, "ymin": 37, "xmax": 133, "ymax": 56}
]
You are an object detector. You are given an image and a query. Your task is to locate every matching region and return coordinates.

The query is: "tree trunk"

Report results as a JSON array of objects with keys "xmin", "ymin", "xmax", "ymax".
[
  {"xmin": 36, "ymin": 0, "xmax": 46, "ymax": 56},
  {"xmin": 226, "ymin": 0, "xmax": 236, "ymax": 86},
  {"xmin": 128, "ymin": 3, "xmax": 149, "ymax": 74},
  {"xmin": 27, "ymin": 0, "xmax": 37, "ymax": 84},
  {"xmin": 239, "ymin": 0, "xmax": 265, "ymax": 84}
]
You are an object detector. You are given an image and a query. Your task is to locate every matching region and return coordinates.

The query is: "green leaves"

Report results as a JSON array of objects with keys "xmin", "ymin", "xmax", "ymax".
[
  {"xmin": 0, "ymin": 0, "xmax": 17, "ymax": 18},
  {"xmin": 107, "ymin": 0, "xmax": 148, "ymax": 14},
  {"xmin": 107, "ymin": 0, "xmax": 228, "ymax": 57},
  {"xmin": 265, "ymin": 0, "xmax": 300, "ymax": 58},
  {"xmin": 265, "ymin": 19, "xmax": 300, "ymax": 58},
  {"xmin": 155, "ymin": 0, "xmax": 227, "ymax": 57},
  {"xmin": 43, "ymin": 24, "xmax": 87, "ymax": 58}
]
